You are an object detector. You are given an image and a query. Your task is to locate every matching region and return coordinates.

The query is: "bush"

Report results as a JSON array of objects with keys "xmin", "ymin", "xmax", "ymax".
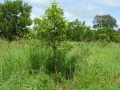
[
  {"xmin": 98, "ymin": 34, "xmax": 110, "ymax": 42},
  {"xmin": 45, "ymin": 41, "xmax": 76, "ymax": 79}
]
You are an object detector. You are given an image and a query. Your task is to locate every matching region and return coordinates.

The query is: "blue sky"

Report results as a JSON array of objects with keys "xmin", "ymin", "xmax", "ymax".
[{"xmin": 1, "ymin": 0, "xmax": 120, "ymax": 29}]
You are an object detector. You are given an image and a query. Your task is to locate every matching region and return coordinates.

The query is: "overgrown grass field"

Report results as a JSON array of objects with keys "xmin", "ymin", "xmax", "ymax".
[{"xmin": 0, "ymin": 39, "xmax": 120, "ymax": 90}]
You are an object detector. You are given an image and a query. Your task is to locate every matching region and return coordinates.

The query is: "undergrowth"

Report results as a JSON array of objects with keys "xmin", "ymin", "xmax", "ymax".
[{"xmin": 0, "ymin": 39, "xmax": 120, "ymax": 90}]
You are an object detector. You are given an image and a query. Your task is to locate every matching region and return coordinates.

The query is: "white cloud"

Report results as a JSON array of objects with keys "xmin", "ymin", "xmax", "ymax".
[
  {"xmin": 24, "ymin": 0, "xmax": 106, "ymax": 20},
  {"xmin": 91, "ymin": 0, "xmax": 120, "ymax": 8},
  {"xmin": 64, "ymin": 1, "xmax": 105, "ymax": 19},
  {"xmin": 30, "ymin": 7, "xmax": 44, "ymax": 20},
  {"xmin": 24, "ymin": 0, "xmax": 52, "ymax": 8},
  {"xmin": 64, "ymin": 12, "xmax": 75, "ymax": 19},
  {"xmin": 86, "ymin": 22, "xmax": 93, "ymax": 28}
]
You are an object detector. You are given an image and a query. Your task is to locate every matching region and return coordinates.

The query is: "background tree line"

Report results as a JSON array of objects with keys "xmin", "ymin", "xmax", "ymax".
[{"xmin": 0, "ymin": 0, "xmax": 120, "ymax": 42}]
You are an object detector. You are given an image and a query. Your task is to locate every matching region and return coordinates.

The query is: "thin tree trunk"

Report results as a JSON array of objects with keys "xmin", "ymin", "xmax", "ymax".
[{"xmin": 52, "ymin": 42, "xmax": 59, "ymax": 84}]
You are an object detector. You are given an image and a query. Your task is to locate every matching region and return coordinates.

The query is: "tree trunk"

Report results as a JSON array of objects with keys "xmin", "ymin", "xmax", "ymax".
[{"xmin": 52, "ymin": 42, "xmax": 59, "ymax": 84}]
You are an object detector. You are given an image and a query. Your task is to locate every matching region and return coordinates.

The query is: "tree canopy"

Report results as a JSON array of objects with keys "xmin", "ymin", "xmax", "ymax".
[
  {"xmin": 0, "ymin": 0, "xmax": 32, "ymax": 41},
  {"xmin": 34, "ymin": 1, "xmax": 66, "ymax": 45},
  {"xmin": 66, "ymin": 19, "xmax": 93, "ymax": 41},
  {"xmin": 93, "ymin": 14, "xmax": 118, "ymax": 29}
]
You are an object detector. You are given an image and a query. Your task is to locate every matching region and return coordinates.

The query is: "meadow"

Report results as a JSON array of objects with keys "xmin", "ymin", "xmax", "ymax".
[{"xmin": 0, "ymin": 39, "xmax": 120, "ymax": 90}]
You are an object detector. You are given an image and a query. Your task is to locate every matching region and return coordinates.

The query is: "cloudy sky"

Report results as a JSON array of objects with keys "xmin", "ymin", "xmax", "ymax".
[{"xmin": 1, "ymin": 0, "xmax": 120, "ymax": 29}]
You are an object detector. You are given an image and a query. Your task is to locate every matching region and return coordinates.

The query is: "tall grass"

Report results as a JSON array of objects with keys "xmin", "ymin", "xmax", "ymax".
[
  {"xmin": 74, "ymin": 42, "xmax": 120, "ymax": 90},
  {"xmin": 0, "ymin": 39, "xmax": 120, "ymax": 89}
]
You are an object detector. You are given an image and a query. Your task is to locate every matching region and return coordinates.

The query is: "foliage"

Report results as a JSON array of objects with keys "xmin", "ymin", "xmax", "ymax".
[
  {"xmin": 66, "ymin": 19, "xmax": 83, "ymax": 41},
  {"xmin": 34, "ymin": 1, "xmax": 66, "ymax": 45},
  {"xmin": 66, "ymin": 19, "xmax": 93, "ymax": 41},
  {"xmin": 93, "ymin": 14, "xmax": 118, "ymax": 29},
  {"xmin": 45, "ymin": 41, "xmax": 76, "ymax": 79},
  {"xmin": 23, "ymin": 29, "xmax": 36, "ymax": 40},
  {"xmin": 0, "ymin": 0, "xmax": 32, "ymax": 41},
  {"xmin": 99, "ymin": 34, "xmax": 109, "ymax": 40},
  {"xmin": 33, "ymin": 1, "xmax": 68, "ymax": 83},
  {"xmin": 95, "ymin": 27, "xmax": 115, "ymax": 41},
  {"xmin": 1, "ymin": 39, "xmax": 120, "ymax": 89},
  {"xmin": 117, "ymin": 28, "xmax": 120, "ymax": 32},
  {"xmin": 112, "ymin": 33, "xmax": 120, "ymax": 42}
]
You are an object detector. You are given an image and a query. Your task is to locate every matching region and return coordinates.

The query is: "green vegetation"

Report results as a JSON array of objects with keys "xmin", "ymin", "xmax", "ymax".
[
  {"xmin": 93, "ymin": 14, "xmax": 118, "ymax": 29},
  {"xmin": 0, "ymin": 0, "xmax": 120, "ymax": 89},
  {"xmin": 0, "ymin": 0, "xmax": 32, "ymax": 41},
  {"xmin": 0, "ymin": 0, "xmax": 120, "ymax": 42},
  {"xmin": 0, "ymin": 39, "xmax": 120, "ymax": 90},
  {"xmin": 34, "ymin": 1, "xmax": 67, "ymax": 83},
  {"xmin": 66, "ymin": 19, "xmax": 93, "ymax": 41}
]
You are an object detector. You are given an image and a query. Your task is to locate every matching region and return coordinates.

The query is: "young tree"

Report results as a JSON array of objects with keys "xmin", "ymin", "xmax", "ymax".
[
  {"xmin": 93, "ymin": 14, "xmax": 118, "ymax": 29},
  {"xmin": 34, "ymin": 1, "xmax": 66, "ymax": 82},
  {"xmin": 0, "ymin": 0, "xmax": 32, "ymax": 41}
]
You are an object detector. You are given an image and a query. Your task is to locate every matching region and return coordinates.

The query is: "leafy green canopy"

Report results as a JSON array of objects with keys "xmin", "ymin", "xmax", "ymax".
[
  {"xmin": 0, "ymin": 0, "xmax": 32, "ymax": 41},
  {"xmin": 93, "ymin": 14, "xmax": 118, "ymax": 29},
  {"xmin": 34, "ymin": 1, "xmax": 67, "ymax": 45},
  {"xmin": 94, "ymin": 27, "xmax": 116, "ymax": 41},
  {"xmin": 66, "ymin": 19, "xmax": 93, "ymax": 41}
]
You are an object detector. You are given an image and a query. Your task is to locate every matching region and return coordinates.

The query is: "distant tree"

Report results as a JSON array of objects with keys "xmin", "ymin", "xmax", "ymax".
[
  {"xmin": 66, "ymin": 19, "xmax": 93, "ymax": 41},
  {"xmin": 66, "ymin": 19, "xmax": 83, "ymax": 41},
  {"xmin": 93, "ymin": 14, "xmax": 118, "ymax": 29},
  {"xmin": 118, "ymin": 28, "xmax": 120, "ymax": 32},
  {"xmin": 0, "ymin": 0, "xmax": 32, "ymax": 41}
]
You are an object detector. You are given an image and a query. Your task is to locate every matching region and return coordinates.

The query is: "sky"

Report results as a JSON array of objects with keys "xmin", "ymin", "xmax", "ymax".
[{"xmin": 1, "ymin": 0, "xmax": 120, "ymax": 29}]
